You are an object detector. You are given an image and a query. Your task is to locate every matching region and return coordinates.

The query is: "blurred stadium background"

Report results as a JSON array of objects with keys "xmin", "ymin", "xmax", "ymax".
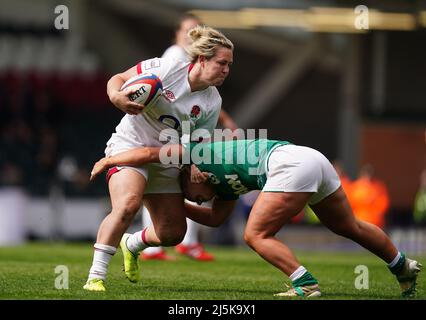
[{"xmin": 0, "ymin": 0, "xmax": 425, "ymax": 257}]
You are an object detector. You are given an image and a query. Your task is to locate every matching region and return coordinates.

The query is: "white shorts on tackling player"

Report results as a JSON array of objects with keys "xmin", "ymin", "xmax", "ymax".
[
  {"xmin": 105, "ymin": 139, "xmax": 181, "ymax": 194},
  {"xmin": 263, "ymin": 145, "xmax": 341, "ymax": 205}
]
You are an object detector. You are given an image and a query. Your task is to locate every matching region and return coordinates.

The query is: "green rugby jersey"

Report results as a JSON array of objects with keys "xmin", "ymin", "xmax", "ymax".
[{"xmin": 185, "ymin": 139, "xmax": 290, "ymax": 200}]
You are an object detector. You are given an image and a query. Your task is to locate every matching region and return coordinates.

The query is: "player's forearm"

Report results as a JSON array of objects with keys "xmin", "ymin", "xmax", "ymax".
[
  {"xmin": 184, "ymin": 203, "xmax": 218, "ymax": 227},
  {"xmin": 107, "ymin": 74, "xmax": 125, "ymax": 103},
  {"xmin": 184, "ymin": 199, "xmax": 236, "ymax": 227},
  {"xmin": 106, "ymin": 147, "xmax": 162, "ymax": 167},
  {"xmin": 104, "ymin": 145, "xmax": 183, "ymax": 168}
]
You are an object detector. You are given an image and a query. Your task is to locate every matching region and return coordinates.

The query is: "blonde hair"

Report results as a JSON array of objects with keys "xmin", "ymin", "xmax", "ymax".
[{"xmin": 185, "ymin": 25, "xmax": 234, "ymax": 63}]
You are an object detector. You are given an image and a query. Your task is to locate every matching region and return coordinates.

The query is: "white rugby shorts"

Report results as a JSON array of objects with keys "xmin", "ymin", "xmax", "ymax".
[
  {"xmin": 105, "ymin": 140, "xmax": 181, "ymax": 194},
  {"xmin": 263, "ymin": 144, "xmax": 341, "ymax": 204}
]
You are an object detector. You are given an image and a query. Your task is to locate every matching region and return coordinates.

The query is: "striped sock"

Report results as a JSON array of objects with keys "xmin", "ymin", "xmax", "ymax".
[
  {"xmin": 88, "ymin": 243, "xmax": 116, "ymax": 281},
  {"xmin": 388, "ymin": 252, "xmax": 406, "ymax": 275},
  {"xmin": 126, "ymin": 228, "xmax": 152, "ymax": 255},
  {"xmin": 290, "ymin": 266, "xmax": 318, "ymax": 287}
]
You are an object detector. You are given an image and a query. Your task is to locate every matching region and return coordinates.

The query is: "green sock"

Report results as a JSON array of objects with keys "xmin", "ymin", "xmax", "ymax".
[
  {"xmin": 388, "ymin": 252, "xmax": 406, "ymax": 275},
  {"xmin": 292, "ymin": 271, "xmax": 318, "ymax": 287}
]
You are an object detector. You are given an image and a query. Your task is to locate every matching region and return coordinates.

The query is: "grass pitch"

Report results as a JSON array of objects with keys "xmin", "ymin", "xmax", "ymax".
[{"xmin": 0, "ymin": 242, "xmax": 424, "ymax": 300}]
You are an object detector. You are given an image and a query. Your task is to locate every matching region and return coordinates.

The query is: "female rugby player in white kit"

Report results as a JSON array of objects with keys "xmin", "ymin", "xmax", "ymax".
[
  {"xmin": 141, "ymin": 13, "xmax": 239, "ymax": 262},
  {"xmin": 83, "ymin": 25, "xmax": 234, "ymax": 291}
]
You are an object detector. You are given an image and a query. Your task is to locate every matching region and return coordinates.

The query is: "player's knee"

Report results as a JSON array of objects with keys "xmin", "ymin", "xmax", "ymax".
[
  {"xmin": 158, "ymin": 234, "xmax": 185, "ymax": 246},
  {"xmin": 243, "ymin": 232, "xmax": 253, "ymax": 248},
  {"xmin": 114, "ymin": 195, "xmax": 142, "ymax": 221},
  {"xmin": 243, "ymin": 230, "xmax": 262, "ymax": 248}
]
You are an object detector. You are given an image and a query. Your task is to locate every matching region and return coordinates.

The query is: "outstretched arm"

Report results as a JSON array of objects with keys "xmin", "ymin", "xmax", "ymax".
[
  {"xmin": 90, "ymin": 145, "xmax": 182, "ymax": 180},
  {"xmin": 184, "ymin": 199, "xmax": 236, "ymax": 227}
]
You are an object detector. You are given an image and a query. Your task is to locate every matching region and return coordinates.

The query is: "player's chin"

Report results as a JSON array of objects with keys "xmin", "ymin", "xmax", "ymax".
[{"xmin": 213, "ymin": 78, "xmax": 225, "ymax": 86}]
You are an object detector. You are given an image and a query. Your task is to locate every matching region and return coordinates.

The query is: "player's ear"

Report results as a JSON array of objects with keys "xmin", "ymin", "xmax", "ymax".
[{"xmin": 198, "ymin": 55, "xmax": 206, "ymax": 66}]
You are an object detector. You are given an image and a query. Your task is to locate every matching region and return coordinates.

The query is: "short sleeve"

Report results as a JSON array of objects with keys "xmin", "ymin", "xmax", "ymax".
[{"xmin": 136, "ymin": 57, "xmax": 168, "ymax": 79}]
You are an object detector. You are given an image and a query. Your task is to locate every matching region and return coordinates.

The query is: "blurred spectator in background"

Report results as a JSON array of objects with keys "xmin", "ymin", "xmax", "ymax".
[
  {"xmin": 141, "ymin": 13, "xmax": 238, "ymax": 261},
  {"xmin": 0, "ymin": 32, "xmax": 106, "ymax": 197},
  {"xmin": 350, "ymin": 164, "xmax": 390, "ymax": 228},
  {"xmin": 413, "ymin": 169, "xmax": 426, "ymax": 225}
]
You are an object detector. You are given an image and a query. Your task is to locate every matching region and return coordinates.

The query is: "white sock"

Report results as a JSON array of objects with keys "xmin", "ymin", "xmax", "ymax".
[
  {"xmin": 289, "ymin": 266, "xmax": 307, "ymax": 282},
  {"xmin": 88, "ymin": 243, "xmax": 116, "ymax": 281},
  {"xmin": 126, "ymin": 228, "xmax": 151, "ymax": 254},
  {"xmin": 142, "ymin": 206, "xmax": 163, "ymax": 253},
  {"xmin": 181, "ymin": 218, "xmax": 199, "ymax": 246},
  {"xmin": 142, "ymin": 206, "xmax": 152, "ymax": 229},
  {"xmin": 181, "ymin": 200, "xmax": 212, "ymax": 246},
  {"xmin": 388, "ymin": 252, "xmax": 402, "ymax": 268}
]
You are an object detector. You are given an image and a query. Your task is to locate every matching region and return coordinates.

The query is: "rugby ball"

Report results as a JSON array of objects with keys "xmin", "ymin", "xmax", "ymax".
[{"xmin": 121, "ymin": 73, "xmax": 163, "ymax": 111}]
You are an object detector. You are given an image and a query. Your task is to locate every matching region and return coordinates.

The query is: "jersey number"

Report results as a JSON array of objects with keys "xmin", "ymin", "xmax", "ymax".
[{"xmin": 158, "ymin": 115, "xmax": 180, "ymax": 130}]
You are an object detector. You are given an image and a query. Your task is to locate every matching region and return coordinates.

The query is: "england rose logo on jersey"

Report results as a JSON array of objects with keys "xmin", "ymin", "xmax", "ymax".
[{"xmin": 190, "ymin": 105, "xmax": 202, "ymax": 121}]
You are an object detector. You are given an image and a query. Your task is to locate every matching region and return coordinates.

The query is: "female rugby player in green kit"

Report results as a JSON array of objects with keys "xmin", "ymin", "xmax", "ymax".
[{"xmin": 90, "ymin": 140, "xmax": 422, "ymax": 298}]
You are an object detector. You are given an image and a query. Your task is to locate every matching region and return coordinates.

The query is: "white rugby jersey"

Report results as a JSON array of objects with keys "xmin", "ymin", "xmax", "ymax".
[{"xmin": 107, "ymin": 57, "xmax": 221, "ymax": 149}]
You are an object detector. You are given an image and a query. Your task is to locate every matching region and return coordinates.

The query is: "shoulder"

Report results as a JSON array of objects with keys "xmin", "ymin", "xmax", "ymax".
[
  {"xmin": 161, "ymin": 58, "xmax": 191, "ymax": 83},
  {"xmin": 140, "ymin": 57, "xmax": 162, "ymax": 70},
  {"xmin": 167, "ymin": 57, "xmax": 191, "ymax": 72},
  {"xmin": 206, "ymin": 87, "xmax": 222, "ymax": 109},
  {"xmin": 138, "ymin": 57, "xmax": 168, "ymax": 77},
  {"xmin": 142, "ymin": 57, "xmax": 189, "ymax": 81},
  {"xmin": 209, "ymin": 86, "xmax": 220, "ymax": 96}
]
